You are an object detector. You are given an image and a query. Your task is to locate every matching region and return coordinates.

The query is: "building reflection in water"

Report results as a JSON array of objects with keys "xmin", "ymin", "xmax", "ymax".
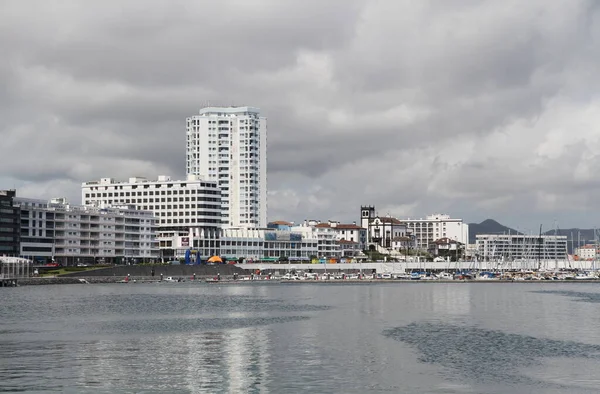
[
  {"xmin": 73, "ymin": 322, "xmax": 271, "ymax": 393},
  {"xmin": 182, "ymin": 325, "xmax": 270, "ymax": 393},
  {"xmin": 430, "ymin": 284, "xmax": 471, "ymax": 317}
]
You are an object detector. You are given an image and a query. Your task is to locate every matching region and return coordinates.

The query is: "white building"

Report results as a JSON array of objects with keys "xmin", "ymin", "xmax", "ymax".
[
  {"xmin": 575, "ymin": 244, "xmax": 597, "ymax": 260},
  {"xmin": 219, "ymin": 227, "xmax": 319, "ymax": 262},
  {"xmin": 81, "ymin": 175, "xmax": 222, "ymax": 259},
  {"xmin": 399, "ymin": 213, "xmax": 469, "ymax": 251},
  {"xmin": 360, "ymin": 206, "xmax": 411, "ymax": 249},
  {"xmin": 428, "ymin": 237, "xmax": 462, "ymax": 258},
  {"xmin": 14, "ymin": 197, "xmax": 159, "ymax": 265},
  {"xmin": 295, "ymin": 223, "xmax": 342, "ymax": 260},
  {"xmin": 476, "ymin": 234, "xmax": 568, "ymax": 262},
  {"xmin": 186, "ymin": 106, "xmax": 267, "ymax": 228},
  {"xmin": 312, "ymin": 221, "xmax": 366, "ymax": 257}
]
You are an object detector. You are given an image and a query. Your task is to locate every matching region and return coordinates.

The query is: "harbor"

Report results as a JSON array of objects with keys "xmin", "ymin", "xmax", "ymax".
[{"xmin": 4, "ymin": 253, "xmax": 600, "ymax": 287}]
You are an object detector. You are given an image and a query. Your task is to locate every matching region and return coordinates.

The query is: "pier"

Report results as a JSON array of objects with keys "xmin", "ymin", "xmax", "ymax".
[{"xmin": 0, "ymin": 277, "xmax": 18, "ymax": 287}]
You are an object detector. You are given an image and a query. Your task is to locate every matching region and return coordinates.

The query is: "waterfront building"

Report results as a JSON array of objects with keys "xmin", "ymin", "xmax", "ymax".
[
  {"xmin": 310, "ymin": 221, "xmax": 366, "ymax": 257},
  {"xmin": 186, "ymin": 106, "xmax": 267, "ymax": 228},
  {"xmin": 14, "ymin": 197, "xmax": 159, "ymax": 265},
  {"xmin": 0, "ymin": 190, "xmax": 20, "ymax": 256},
  {"xmin": 360, "ymin": 206, "xmax": 411, "ymax": 250},
  {"xmin": 475, "ymin": 234, "xmax": 568, "ymax": 262},
  {"xmin": 295, "ymin": 223, "xmax": 342, "ymax": 260},
  {"xmin": 398, "ymin": 213, "xmax": 469, "ymax": 251},
  {"xmin": 13, "ymin": 197, "xmax": 53, "ymax": 262},
  {"xmin": 428, "ymin": 237, "xmax": 463, "ymax": 259},
  {"xmin": 176, "ymin": 222, "xmax": 345, "ymax": 263},
  {"xmin": 575, "ymin": 244, "xmax": 597, "ymax": 260},
  {"xmin": 81, "ymin": 175, "xmax": 222, "ymax": 259},
  {"xmin": 219, "ymin": 227, "xmax": 318, "ymax": 262}
]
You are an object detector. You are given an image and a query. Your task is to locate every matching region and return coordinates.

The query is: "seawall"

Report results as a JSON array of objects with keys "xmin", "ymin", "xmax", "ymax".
[{"xmin": 60, "ymin": 264, "xmax": 249, "ymax": 278}]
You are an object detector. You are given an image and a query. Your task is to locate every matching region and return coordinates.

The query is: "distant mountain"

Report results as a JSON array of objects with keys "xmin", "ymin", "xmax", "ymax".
[{"xmin": 467, "ymin": 219, "xmax": 521, "ymax": 244}]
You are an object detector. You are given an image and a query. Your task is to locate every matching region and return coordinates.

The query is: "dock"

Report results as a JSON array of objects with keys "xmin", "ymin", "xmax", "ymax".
[
  {"xmin": 0, "ymin": 278, "xmax": 18, "ymax": 287},
  {"xmin": 1, "ymin": 257, "xmax": 31, "ymax": 287}
]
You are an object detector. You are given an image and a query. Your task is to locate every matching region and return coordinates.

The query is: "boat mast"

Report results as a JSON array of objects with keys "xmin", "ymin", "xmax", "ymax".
[
  {"xmin": 554, "ymin": 220, "xmax": 558, "ymax": 272},
  {"xmin": 537, "ymin": 224, "xmax": 542, "ymax": 271},
  {"xmin": 571, "ymin": 231, "xmax": 574, "ymax": 263},
  {"xmin": 592, "ymin": 226, "xmax": 598, "ymax": 271}
]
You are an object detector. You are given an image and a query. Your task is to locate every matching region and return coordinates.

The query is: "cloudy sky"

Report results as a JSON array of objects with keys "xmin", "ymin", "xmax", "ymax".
[{"xmin": 2, "ymin": 0, "xmax": 600, "ymax": 232}]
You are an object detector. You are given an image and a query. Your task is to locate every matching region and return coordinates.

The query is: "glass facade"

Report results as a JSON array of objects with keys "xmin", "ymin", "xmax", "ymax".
[{"xmin": 0, "ymin": 190, "xmax": 20, "ymax": 255}]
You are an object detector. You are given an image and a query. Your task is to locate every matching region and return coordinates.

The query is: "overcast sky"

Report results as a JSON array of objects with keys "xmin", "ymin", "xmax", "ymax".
[{"xmin": 1, "ymin": 0, "xmax": 600, "ymax": 232}]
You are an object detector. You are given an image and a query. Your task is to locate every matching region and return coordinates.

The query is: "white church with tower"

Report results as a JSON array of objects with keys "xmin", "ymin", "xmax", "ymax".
[{"xmin": 360, "ymin": 206, "xmax": 413, "ymax": 252}]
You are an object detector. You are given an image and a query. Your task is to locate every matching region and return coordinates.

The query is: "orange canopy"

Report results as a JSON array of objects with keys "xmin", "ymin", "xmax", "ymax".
[{"xmin": 208, "ymin": 256, "xmax": 222, "ymax": 263}]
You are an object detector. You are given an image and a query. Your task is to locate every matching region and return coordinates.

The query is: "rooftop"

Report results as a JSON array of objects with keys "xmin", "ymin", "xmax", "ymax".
[
  {"xmin": 82, "ymin": 174, "xmax": 214, "ymax": 186},
  {"xmin": 269, "ymin": 221, "xmax": 293, "ymax": 226},
  {"xmin": 197, "ymin": 106, "xmax": 260, "ymax": 115}
]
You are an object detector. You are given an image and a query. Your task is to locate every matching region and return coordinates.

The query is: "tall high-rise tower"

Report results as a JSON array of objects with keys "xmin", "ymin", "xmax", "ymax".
[{"xmin": 186, "ymin": 106, "xmax": 267, "ymax": 228}]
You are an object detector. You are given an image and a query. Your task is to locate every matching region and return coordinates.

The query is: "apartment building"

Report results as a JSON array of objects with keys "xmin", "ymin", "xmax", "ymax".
[
  {"xmin": 0, "ymin": 190, "xmax": 20, "ymax": 256},
  {"xmin": 186, "ymin": 106, "xmax": 267, "ymax": 228},
  {"xmin": 14, "ymin": 197, "xmax": 159, "ymax": 265},
  {"xmin": 311, "ymin": 221, "xmax": 366, "ymax": 257},
  {"xmin": 399, "ymin": 213, "xmax": 469, "ymax": 250},
  {"xmin": 475, "ymin": 234, "xmax": 568, "ymax": 261}
]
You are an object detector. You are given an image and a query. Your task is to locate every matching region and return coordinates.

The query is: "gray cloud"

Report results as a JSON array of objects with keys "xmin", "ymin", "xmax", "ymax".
[{"xmin": 1, "ymin": 0, "xmax": 600, "ymax": 231}]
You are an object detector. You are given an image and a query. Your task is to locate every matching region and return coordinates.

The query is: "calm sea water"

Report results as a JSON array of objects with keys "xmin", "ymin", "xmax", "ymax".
[{"xmin": 2, "ymin": 282, "xmax": 600, "ymax": 393}]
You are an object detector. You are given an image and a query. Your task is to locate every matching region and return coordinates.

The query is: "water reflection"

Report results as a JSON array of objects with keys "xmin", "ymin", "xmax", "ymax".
[
  {"xmin": 0, "ymin": 285, "xmax": 327, "ymax": 393},
  {"xmin": 430, "ymin": 284, "xmax": 471, "ymax": 317},
  {"xmin": 6, "ymin": 283, "xmax": 600, "ymax": 393},
  {"xmin": 67, "ymin": 322, "xmax": 274, "ymax": 393}
]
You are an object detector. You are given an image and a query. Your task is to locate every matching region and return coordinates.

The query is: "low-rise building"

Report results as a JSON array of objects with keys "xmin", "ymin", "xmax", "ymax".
[
  {"xmin": 391, "ymin": 236, "xmax": 414, "ymax": 252},
  {"xmin": 428, "ymin": 237, "xmax": 463, "ymax": 260},
  {"xmin": 304, "ymin": 220, "xmax": 367, "ymax": 256},
  {"xmin": 575, "ymin": 244, "xmax": 597, "ymax": 260},
  {"xmin": 476, "ymin": 234, "xmax": 568, "ymax": 262},
  {"xmin": 174, "ymin": 226, "xmax": 319, "ymax": 262}
]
